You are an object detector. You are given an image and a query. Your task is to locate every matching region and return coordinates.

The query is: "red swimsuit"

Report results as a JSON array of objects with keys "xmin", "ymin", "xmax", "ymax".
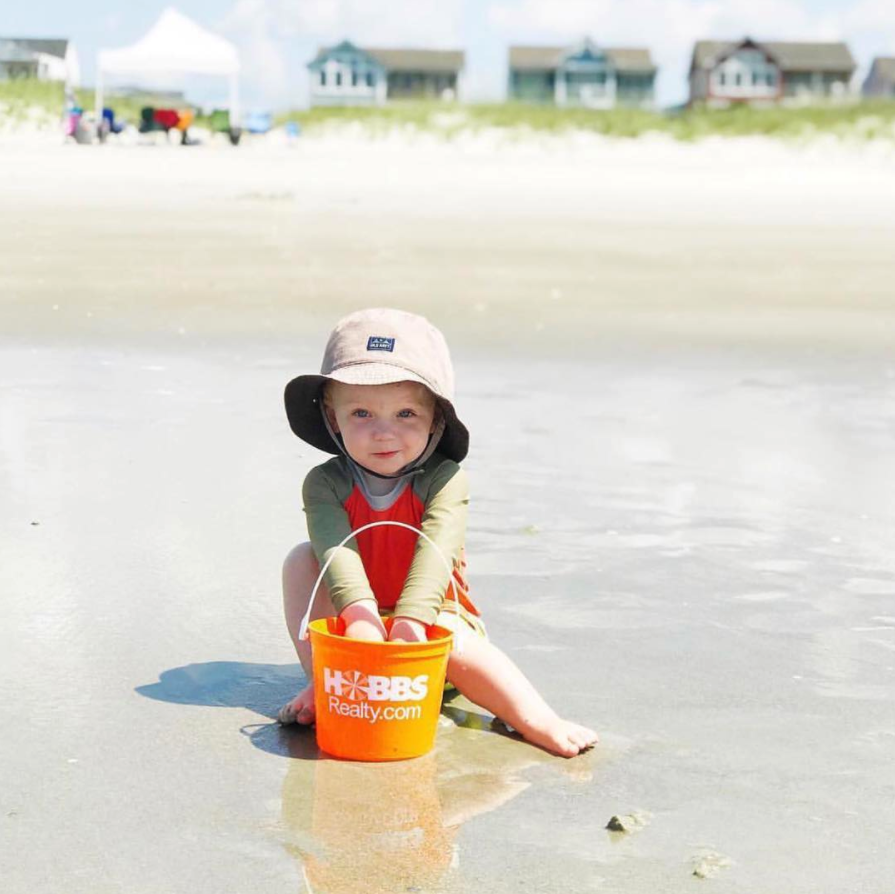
[{"xmin": 345, "ymin": 483, "xmax": 479, "ymax": 617}]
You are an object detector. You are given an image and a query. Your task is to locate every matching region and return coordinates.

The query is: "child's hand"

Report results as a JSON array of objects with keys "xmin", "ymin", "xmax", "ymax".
[
  {"xmin": 389, "ymin": 617, "xmax": 427, "ymax": 643},
  {"xmin": 340, "ymin": 600, "xmax": 387, "ymax": 642}
]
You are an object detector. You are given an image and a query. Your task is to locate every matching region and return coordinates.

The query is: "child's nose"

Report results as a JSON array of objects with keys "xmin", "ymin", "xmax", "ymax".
[{"xmin": 371, "ymin": 419, "xmax": 394, "ymax": 439}]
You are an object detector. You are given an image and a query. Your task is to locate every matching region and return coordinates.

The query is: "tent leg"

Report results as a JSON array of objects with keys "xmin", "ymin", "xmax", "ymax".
[
  {"xmin": 95, "ymin": 64, "xmax": 104, "ymax": 144},
  {"xmin": 229, "ymin": 73, "xmax": 240, "ymax": 128}
]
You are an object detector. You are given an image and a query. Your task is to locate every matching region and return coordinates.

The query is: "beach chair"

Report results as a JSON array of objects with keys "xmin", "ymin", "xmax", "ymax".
[
  {"xmin": 101, "ymin": 107, "xmax": 125, "ymax": 136},
  {"xmin": 244, "ymin": 110, "xmax": 272, "ymax": 135},
  {"xmin": 64, "ymin": 107, "xmax": 82, "ymax": 139},
  {"xmin": 139, "ymin": 107, "xmax": 162, "ymax": 134},
  {"xmin": 66, "ymin": 108, "xmax": 93, "ymax": 144},
  {"xmin": 153, "ymin": 109, "xmax": 180, "ymax": 131},
  {"xmin": 174, "ymin": 109, "xmax": 195, "ymax": 145},
  {"xmin": 210, "ymin": 109, "xmax": 242, "ymax": 146}
]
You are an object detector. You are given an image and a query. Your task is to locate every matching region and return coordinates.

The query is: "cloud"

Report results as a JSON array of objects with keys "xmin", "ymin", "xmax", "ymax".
[
  {"xmin": 218, "ymin": 0, "xmax": 290, "ymax": 104},
  {"xmin": 219, "ymin": 0, "xmax": 467, "ymax": 107},
  {"xmin": 222, "ymin": 0, "xmax": 465, "ymax": 45},
  {"xmin": 842, "ymin": 0, "xmax": 895, "ymax": 35},
  {"xmin": 488, "ymin": 0, "xmax": 839, "ymax": 43}
]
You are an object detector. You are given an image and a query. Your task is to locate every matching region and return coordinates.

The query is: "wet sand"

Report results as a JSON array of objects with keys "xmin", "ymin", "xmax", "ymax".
[{"xmin": 2, "ymin": 134, "xmax": 895, "ymax": 893}]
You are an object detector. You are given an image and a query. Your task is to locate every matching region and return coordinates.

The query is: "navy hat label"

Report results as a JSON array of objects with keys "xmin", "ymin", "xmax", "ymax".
[{"xmin": 367, "ymin": 336, "xmax": 395, "ymax": 352}]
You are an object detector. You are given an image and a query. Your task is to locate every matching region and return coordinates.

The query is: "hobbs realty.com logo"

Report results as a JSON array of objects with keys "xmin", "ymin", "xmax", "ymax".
[{"xmin": 323, "ymin": 667, "xmax": 428, "ymax": 723}]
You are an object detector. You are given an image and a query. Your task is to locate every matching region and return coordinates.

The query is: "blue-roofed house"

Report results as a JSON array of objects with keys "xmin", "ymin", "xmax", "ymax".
[
  {"xmin": 308, "ymin": 40, "xmax": 464, "ymax": 106},
  {"xmin": 508, "ymin": 39, "xmax": 657, "ymax": 109}
]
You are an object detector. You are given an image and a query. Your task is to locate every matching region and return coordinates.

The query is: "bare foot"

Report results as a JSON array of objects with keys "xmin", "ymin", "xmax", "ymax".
[
  {"xmin": 277, "ymin": 683, "xmax": 316, "ymax": 726},
  {"xmin": 518, "ymin": 714, "xmax": 599, "ymax": 758}
]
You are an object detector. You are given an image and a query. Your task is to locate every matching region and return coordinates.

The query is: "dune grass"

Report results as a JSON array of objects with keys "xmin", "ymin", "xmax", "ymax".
[
  {"xmin": 0, "ymin": 78, "xmax": 65, "ymax": 124},
  {"xmin": 3, "ymin": 79, "xmax": 895, "ymax": 141},
  {"xmin": 279, "ymin": 99, "xmax": 895, "ymax": 142},
  {"xmin": 663, "ymin": 101, "xmax": 895, "ymax": 141}
]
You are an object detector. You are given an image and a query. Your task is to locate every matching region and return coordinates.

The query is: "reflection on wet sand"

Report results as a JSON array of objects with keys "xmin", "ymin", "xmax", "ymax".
[{"xmin": 279, "ymin": 702, "xmax": 560, "ymax": 894}]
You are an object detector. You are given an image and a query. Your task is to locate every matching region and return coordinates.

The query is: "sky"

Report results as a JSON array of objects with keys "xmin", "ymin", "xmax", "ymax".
[{"xmin": 3, "ymin": 0, "xmax": 895, "ymax": 110}]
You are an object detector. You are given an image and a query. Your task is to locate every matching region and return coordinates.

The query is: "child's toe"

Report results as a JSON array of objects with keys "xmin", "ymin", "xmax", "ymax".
[
  {"xmin": 277, "ymin": 701, "xmax": 298, "ymax": 725},
  {"xmin": 563, "ymin": 724, "xmax": 598, "ymax": 755}
]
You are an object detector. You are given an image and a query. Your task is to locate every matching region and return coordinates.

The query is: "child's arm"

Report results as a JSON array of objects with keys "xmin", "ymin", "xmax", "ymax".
[
  {"xmin": 390, "ymin": 461, "xmax": 468, "ymax": 639},
  {"xmin": 303, "ymin": 464, "xmax": 382, "ymax": 633}
]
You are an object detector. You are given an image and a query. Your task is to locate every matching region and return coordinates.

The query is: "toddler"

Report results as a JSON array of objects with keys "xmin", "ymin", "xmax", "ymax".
[{"xmin": 279, "ymin": 308, "xmax": 597, "ymax": 757}]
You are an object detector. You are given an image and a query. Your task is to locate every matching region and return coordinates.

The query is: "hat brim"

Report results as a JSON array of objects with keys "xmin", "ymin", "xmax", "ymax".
[
  {"xmin": 326, "ymin": 361, "xmax": 438, "ymax": 390},
  {"xmin": 284, "ymin": 372, "xmax": 469, "ymax": 463}
]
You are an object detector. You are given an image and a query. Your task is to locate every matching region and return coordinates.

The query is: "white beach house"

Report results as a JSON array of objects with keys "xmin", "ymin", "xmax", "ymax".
[
  {"xmin": 308, "ymin": 40, "xmax": 464, "ymax": 107},
  {"xmin": 689, "ymin": 38, "xmax": 855, "ymax": 106},
  {"xmin": 0, "ymin": 38, "xmax": 79, "ymax": 87}
]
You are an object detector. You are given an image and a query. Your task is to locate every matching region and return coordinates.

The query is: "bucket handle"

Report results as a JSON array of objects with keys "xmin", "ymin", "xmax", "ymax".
[{"xmin": 298, "ymin": 520, "xmax": 465, "ymax": 653}]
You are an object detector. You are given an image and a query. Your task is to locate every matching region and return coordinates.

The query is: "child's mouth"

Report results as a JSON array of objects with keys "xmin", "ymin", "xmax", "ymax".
[{"xmin": 372, "ymin": 451, "xmax": 399, "ymax": 458}]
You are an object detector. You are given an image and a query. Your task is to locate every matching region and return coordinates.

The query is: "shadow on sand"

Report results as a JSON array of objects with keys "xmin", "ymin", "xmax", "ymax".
[{"xmin": 136, "ymin": 660, "xmax": 516, "ymax": 760}]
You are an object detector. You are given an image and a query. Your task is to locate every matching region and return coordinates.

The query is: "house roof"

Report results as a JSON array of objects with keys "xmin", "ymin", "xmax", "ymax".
[
  {"xmin": 366, "ymin": 48, "xmax": 464, "ymax": 73},
  {"xmin": 0, "ymin": 39, "xmax": 37, "ymax": 63},
  {"xmin": 310, "ymin": 42, "xmax": 464, "ymax": 73},
  {"xmin": 509, "ymin": 44, "xmax": 656, "ymax": 74},
  {"xmin": 308, "ymin": 40, "xmax": 381, "ymax": 69},
  {"xmin": 0, "ymin": 37, "xmax": 69, "ymax": 59},
  {"xmin": 692, "ymin": 39, "xmax": 855, "ymax": 74},
  {"xmin": 866, "ymin": 56, "xmax": 895, "ymax": 83}
]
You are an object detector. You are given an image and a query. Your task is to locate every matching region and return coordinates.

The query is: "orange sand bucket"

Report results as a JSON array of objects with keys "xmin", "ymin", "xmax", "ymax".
[
  {"xmin": 299, "ymin": 521, "xmax": 465, "ymax": 762},
  {"xmin": 309, "ymin": 616, "xmax": 452, "ymax": 761}
]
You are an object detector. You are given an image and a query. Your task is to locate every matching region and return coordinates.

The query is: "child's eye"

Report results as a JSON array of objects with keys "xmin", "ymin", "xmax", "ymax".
[
  {"xmin": 397, "ymin": 409, "xmax": 416, "ymax": 418},
  {"xmin": 351, "ymin": 409, "xmax": 370, "ymax": 418}
]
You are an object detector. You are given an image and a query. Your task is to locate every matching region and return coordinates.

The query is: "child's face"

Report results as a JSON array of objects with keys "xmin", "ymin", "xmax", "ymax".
[{"xmin": 325, "ymin": 380, "xmax": 437, "ymax": 475}]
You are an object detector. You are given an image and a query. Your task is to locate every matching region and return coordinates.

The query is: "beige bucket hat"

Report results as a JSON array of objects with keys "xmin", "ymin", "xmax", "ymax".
[{"xmin": 285, "ymin": 308, "xmax": 469, "ymax": 463}]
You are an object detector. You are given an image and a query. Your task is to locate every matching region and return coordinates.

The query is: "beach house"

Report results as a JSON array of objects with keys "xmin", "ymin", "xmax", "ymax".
[
  {"xmin": 508, "ymin": 39, "xmax": 656, "ymax": 109},
  {"xmin": 863, "ymin": 58, "xmax": 895, "ymax": 99},
  {"xmin": 308, "ymin": 41, "xmax": 464, "ymax": 106},
  {"xmin": 0, "ymin": 37, "xmax": 79, "ymax": 86},
  {"xmin": 689, "ymin": 39, "xmax": 855, "ymax": 106}
]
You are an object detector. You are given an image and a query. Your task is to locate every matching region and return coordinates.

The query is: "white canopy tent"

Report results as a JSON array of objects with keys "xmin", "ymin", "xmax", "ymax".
[{"xmin": 95, "ymin": 7, "xmax": 240, "ymax": 129}]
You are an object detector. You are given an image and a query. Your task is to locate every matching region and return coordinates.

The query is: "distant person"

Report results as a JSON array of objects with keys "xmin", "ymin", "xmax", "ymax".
[{"xmin": 277, "ymin": 308, "xmax": 598, "ymax": 757}]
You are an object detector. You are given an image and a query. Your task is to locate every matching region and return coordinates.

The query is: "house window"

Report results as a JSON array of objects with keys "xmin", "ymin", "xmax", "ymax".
[
  {"xmin": 352, "ymin": 67, "xmax": 358, "ymax": 87},
  {"xmin": 366, "ymin": 71, "xmax": 375, "ymax": 87},
  {"xmin": 766, "ymin": 72, "xmax": 775, "ymax": 86},
  {"xmin": 718, "ymin": 72, "xmax": 726, "ymax": 86},
  {"xmin": 734, "ymin": 72, "xmax": 742, "ymax": 86},
  {"xmin": 335, "ymin": 71, "xmax": 342, "ymax": 86},
  {"xmin": 320, "ymin": 70, "xmax": 326, "ymax": 86}
]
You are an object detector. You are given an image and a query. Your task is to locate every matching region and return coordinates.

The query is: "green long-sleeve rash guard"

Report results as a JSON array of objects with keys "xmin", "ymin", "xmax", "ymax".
[{"xmin": 302, "ymin": 453, "xmax": 469, "ymax": 625}]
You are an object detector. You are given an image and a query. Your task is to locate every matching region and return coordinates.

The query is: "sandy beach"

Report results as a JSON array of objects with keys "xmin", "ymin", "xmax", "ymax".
[{"xmin": 2, "ymin": 129, "xmax": 895, "ymax": 893}]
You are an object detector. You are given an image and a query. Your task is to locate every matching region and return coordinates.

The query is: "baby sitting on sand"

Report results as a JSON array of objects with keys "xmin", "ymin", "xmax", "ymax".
[{"xmin": 278, "ymin": 308, "xmax": 597, "ymax": 757}]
